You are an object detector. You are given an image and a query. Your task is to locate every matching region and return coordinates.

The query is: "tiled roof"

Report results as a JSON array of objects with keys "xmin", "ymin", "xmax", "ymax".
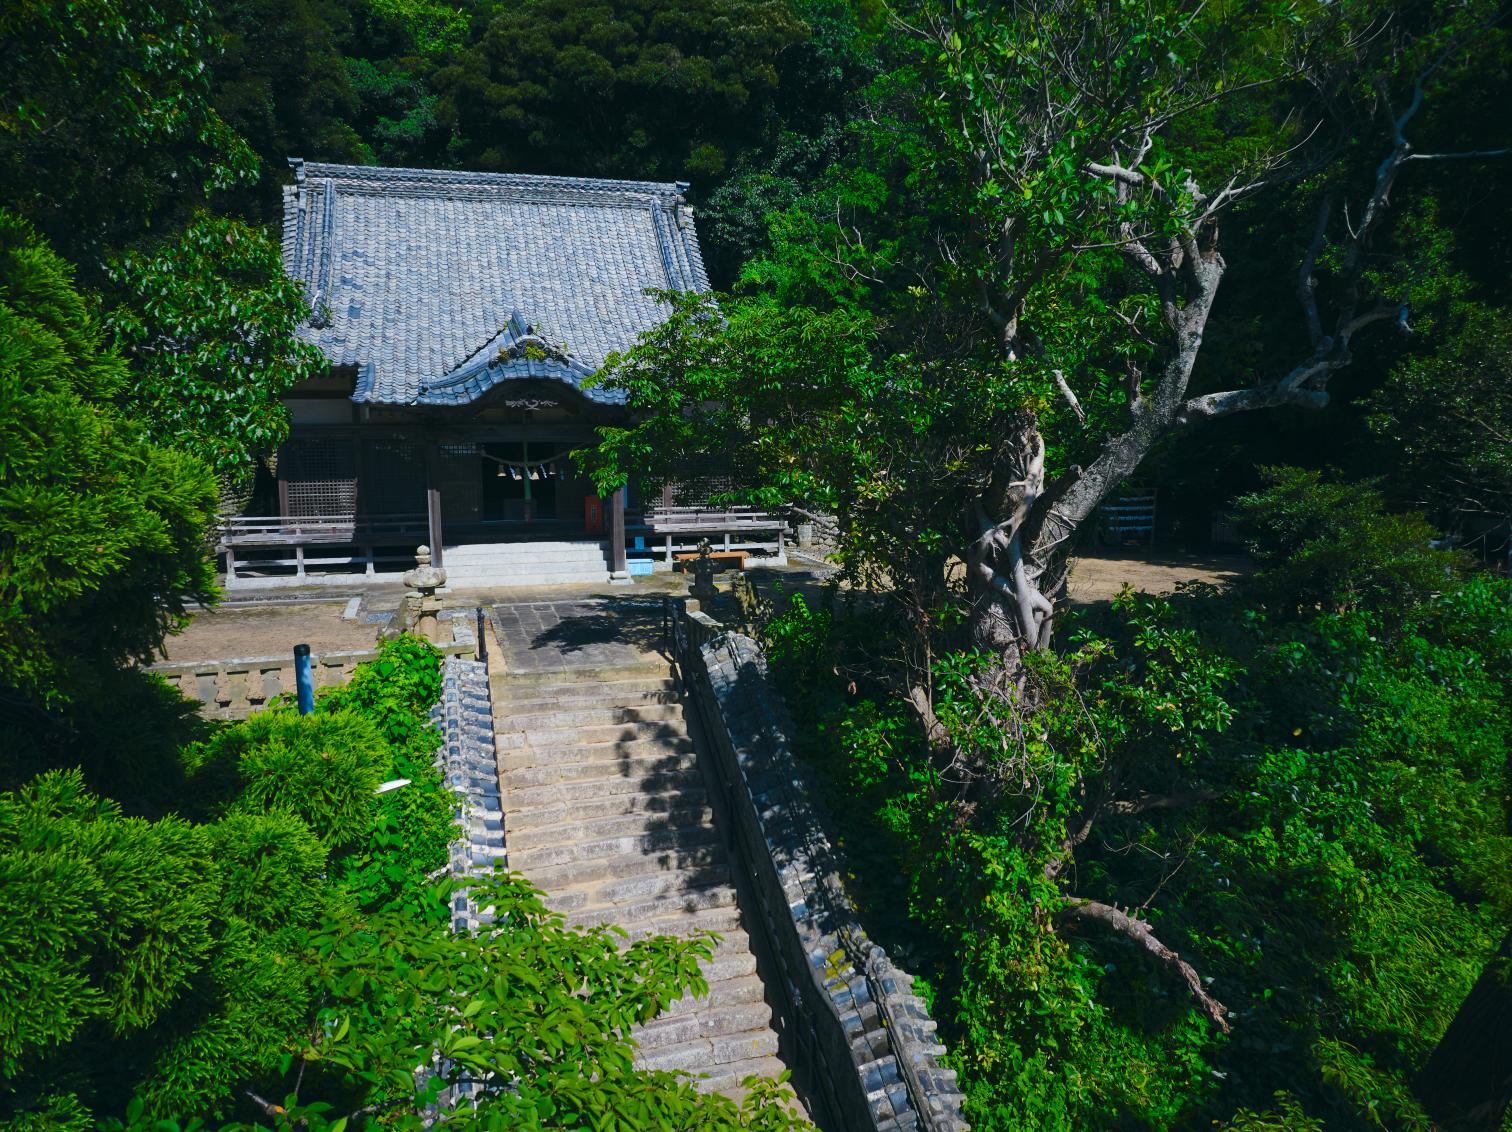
[{"xmin": 281, "ymin": 159, "xmax": 712, "ymax": 407}]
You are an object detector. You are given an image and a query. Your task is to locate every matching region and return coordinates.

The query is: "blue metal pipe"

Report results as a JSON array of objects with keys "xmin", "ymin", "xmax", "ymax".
[{"xmin": 294, "ymin": 643, "xmax": 314, "ymax": 715}]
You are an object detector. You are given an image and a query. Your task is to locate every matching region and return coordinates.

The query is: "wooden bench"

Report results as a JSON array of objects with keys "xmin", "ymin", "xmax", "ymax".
[{"xmin": 673, "ymin": 550, "xmax": 748, "ymax": 572}]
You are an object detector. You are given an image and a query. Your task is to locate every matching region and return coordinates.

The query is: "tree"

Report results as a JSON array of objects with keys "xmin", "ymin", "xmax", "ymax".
[
  {"xmin": 0, "ymin": 210, "xmax": 218, "ymax": 711},
  {"xmin": 1368, "ymin": 306, "xmax": 1512, "ymax": 562},
  {"xmin": 587, "ymin": 0, "xmax": 1512, "ymax": 1046},
  {"xmin": 434, "ymin": 0, "xmax": 806, "ymax": 181},
  {"xmin": 103, "ymin": 212, "xmax": 327, "ymax": 497},
  {"xmin": 1417, "ymin": 929, "xmax": 1512, "ymax": 1131},
  {"xmin": 0, "ymin": 0, "xmax": 255, "ymax": 266}
]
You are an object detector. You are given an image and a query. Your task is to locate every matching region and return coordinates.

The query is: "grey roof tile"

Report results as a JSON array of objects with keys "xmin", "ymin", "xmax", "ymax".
[{"xmin": 283, "ymin": 159, "xmax": 712, "ymax": 407}]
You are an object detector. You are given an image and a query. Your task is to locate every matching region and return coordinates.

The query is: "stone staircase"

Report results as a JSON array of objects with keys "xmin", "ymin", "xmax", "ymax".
[
  {"xmin": 444, "ymin": 540, "xmax": 613, "ymax": 587},
  {"xmin": 491, "ymin": 661, "xmax": 803, "ymax": 1105}
]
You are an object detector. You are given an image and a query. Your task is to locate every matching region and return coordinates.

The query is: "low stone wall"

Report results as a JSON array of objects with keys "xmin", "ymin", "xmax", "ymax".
[
  {"xmin": 148, "ymin": 642, "xmax": 474, "ymax": 719},
  {"xmin": 678, "ymin": 607, "xmax": 969, "ymax": 1132},
  {"xmin": 432, "ymin": 655, "xmax": 507, "ymax": 933}
]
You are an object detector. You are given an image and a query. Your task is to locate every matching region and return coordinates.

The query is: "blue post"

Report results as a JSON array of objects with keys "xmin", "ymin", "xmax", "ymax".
[{"xmin": 294, "ymin": 643, "xmax": 314, "ymax": 715}]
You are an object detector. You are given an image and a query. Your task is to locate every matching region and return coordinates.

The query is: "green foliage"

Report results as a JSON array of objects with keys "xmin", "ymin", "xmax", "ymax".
[
  {"xmin": 0, "ymin": 210, "xmax": 218, "ymax": 708},
  {"xmin": 436, "ymin": 0, "xmax": 806, "ymax": 181},
  {"xmin": 1368, "ymin": 304, "xmax": 1512, "ymax": 556},
  {"xmin": 0, "ymin": 769, "xmax": 323, "ymax": 1126},
  {"xmin": 760, "ymin": 542, "xmax": 1512, "ymax": 1127},
  {"xmin": 103, "ymin": 212, "xmax": 325, "ymax": 491},
  {"xmin": 1235, "ymin": 467, "xmax": 1464, "ymax": 621},
  {"xmin": 318, "ymin": 635, "xmax": 454, "ymax": 911},
  {"xmin": 0, "ymin": 0, "xmax": 256, "ymax": 261},
  {"xmin": 198, "ymin": 710, "xmax": 389, "ymax": 847},
  {"xmin": 245, "ymin": 872, "xmax": 806, "ymax": 1130}
]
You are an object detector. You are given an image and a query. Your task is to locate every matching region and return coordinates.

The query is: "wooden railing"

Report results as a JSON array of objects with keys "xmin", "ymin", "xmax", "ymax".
[
  {"xmin": 217, "ymin": 514, "xmax": 428, "ymax": 584},
  {"xmin": 635, "ymin": 505, "xmax": 786, "ymax": 564},
  {"xmin": 218, "ymin": 513, "xmax": 428, "ymax": 547}
]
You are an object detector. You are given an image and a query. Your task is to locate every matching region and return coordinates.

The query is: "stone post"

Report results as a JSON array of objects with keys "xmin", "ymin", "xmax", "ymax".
[{"xmin": 688, "ymin": 538, "xmax": 718, "ymax": 607}]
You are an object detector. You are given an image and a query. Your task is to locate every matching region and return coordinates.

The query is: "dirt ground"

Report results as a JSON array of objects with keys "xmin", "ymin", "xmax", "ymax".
[
  {"xmin": 158, "ymin": 600, "xmax": 392, "ymax": 662},
  {"xmin": 161, "ymin": 550, "xmax": 1247, "ymax": 662},
  {"xmin": 1065, "ymin": 550, "xmax": 1249, "ymax": 605}
]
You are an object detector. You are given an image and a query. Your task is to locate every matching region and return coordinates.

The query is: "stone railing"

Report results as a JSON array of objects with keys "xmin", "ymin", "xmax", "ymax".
[
  {"xmin": 669, "ymin": 599, "xmax": 969, "ymax": 1132},
  {"xmin": 148, "ymin": 642, "xmax": 473, "ymax": 720}
]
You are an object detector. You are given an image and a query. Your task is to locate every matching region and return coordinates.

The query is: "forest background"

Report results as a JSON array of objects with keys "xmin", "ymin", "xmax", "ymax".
[{"xmin": 1, "ymin": 0, "xmax": 1511, "ymax": 1129}]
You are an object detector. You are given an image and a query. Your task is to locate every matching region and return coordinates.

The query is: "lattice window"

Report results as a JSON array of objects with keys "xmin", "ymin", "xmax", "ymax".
[
  {"xmin": 361, "ymin": 438, "xmax": 427, "ymax": 517},
  {"xmin": 438, "ymin": 442, "xmax": 481, "ymax": 523},
  {"xmin": 283, "ymin": 438, "xmax": 356, "ymax": 518}
]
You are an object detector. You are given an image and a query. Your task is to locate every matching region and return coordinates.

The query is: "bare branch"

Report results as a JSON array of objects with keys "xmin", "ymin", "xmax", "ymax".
[
  {"xmin": 1052, "ymin": 369, "xmax": 1087, "ymax": 424},
  {"xmin": 1105, "ymin": 787, "xmax": 1221, "ymax": 816},
  {"xmin": 1405, "ymin": 147, "xmax": 1512, "ymax": 162},
  {"xmin": 1059, "ymin": 897, "xmax": 1231, "ymax": 1032},
  {"xmin": 1296, "ymin": 192, "xmax": 1333, "ymax": 346}
]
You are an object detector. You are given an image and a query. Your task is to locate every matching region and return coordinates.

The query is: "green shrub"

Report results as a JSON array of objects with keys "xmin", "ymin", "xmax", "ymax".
[
  {"xmin": 1235, "ymin": 467, "xmax": 1463, "ymax": 622},
  {"xmin": 0, "ymin": 210, "xmax": 217, "ymax": 709}
]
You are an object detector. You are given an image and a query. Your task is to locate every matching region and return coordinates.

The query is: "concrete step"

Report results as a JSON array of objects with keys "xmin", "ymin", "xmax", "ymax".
[
  {"xmin": 498, "ymin": 703, "xmax": 684, "ymax": 730},
  {"xmin": 587, "ymin": 861, "xmax": 731, "ymax": 905},
  {"xmin": 612, "ymin": 903, "xmax": 746, "ymax": 943},
  {"xmin": 498, "ymin": 745, "xmax": 697, "ymax": 784},
  {"xmin": 491, "ymin": 667, "xmax": 671, "ymax": 692},
  {"xmin": 506, "ymin": 803, "xmax": 713, "ymax": 852},
  {"xmin": 699, "ymin": 1054, "xmax": 793, "ymax": 1099},
  {"xmin": 444, "ymin": 544, "xmax": 610, "ymax": 564},
  {"xmin": 634, "ymin": 1000, "xmax": 776, "ymax": 1051},
  {"xmin": 660, "ymin": 973, "xmax": 766, "ymax": 1016},
  {"xmin": 568, "ymin": 885, "xmax": 738, "ymax": 931},
  {"xmin": 500, "ymin": 688, "xmax": 684, "ymax": 714},
  {"xmin": 520, "ymin": 844, "xmax": 722, "ymax": 892},
  {"xmin": 500, "ymin": 768, "xmax": 707, "ymax": 811},
  {"xmin": 510, "ymin": 825, "xmax": 720, "ymax": 874},
  {"xmin": 449, "ymin": 571, "xmax": 612, "ymax": 588},
  {"xmin": 634, "ymin": 1026, "xmax": 779, "ymax": 1074},
  {"xmin": 504, "ymin": 786, "xmax": 711, "ymax": 832},
  {"xmin": 495, "ymin": 719, "xmax": 689, "ymax": 750}
]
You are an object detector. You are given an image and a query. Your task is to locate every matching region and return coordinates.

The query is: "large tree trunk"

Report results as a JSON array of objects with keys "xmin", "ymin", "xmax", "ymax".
[{"xmin": 1416, "ymin": 930, "xmax": 1512, "ymax": 1131}]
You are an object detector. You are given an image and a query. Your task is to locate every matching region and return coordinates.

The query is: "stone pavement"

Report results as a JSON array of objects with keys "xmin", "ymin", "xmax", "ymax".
[{"xmin": 490, "ymin": 597, "xmax": 666, "ymax": 674}]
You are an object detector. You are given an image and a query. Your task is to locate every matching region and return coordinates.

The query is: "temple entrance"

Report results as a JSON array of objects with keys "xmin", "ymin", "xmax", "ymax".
[{"xmin": 480, "ymin": 441, "xmax": 567, "ymax": 522}]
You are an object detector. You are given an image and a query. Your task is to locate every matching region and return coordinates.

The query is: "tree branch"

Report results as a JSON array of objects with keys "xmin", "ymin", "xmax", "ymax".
[{"xmin": 1059, "ymin": 897, "xmax": 1231, "ymax": 1031}]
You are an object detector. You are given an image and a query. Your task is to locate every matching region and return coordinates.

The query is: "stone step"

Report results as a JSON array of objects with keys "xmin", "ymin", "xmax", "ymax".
[
  {"xmin": 490, "ymin": 666, "xmax": 671, "ymax": 692},
  {"xmin": 498, "ymin": 703, "xmax": 685, "ymax": 730},
  {"xmin": 514, "ymin": 844, "xmax": 722, "ymax": 891},
  {"xmin": 504, "ymin": 786, "xmax": 711, "ymax": 832},
  {"xmin": 633, "ymin": 1026, "xmax": 779, "ymax": 1075},
  {"xmin": 634, "ymin": 1000, "xmax": 776, "ymax": 1052},
  {"xmin": 610, "ymin": 903, "xmax": 746, "ymax": 944},
  {"xmin": 509, "ymin": 824, "xmax": 719, "ymax": 873},
  {"xmin": 499, "ymin": 745, "xmax": 698, "ymax": 785},
  {"xmin": 660, "ymin": 973, "xmax": 766, "ymax": 1017},
  {"xmin": 698, "ymin": 1054, "xmax": 793, "ymax": 1099},
  {"xmin": 567, "ymin": 884, "xmax": 738, "ymax": 931},
  {"xmin": 495, "ymin": 719, "xmax": 690, "ymax": 750},
  {"xmin": 584, "ymin": 861, "xmax": 732, "ymax": 906},
  {"xmin": 449, "ymin": 571, "xmax": 612, "ymax": 588},
  {"xmin": 445, "ymin": 543, "xmax": 609, "ymax": 563},
  {"xmin": 500, "ymin": 768, "xmax": 707, "ymax": 811},
  {"xmin": 499, "ymin": 687, "xmax": 682, "ymax": 712},
  {"xmin": 507, "ymin": 803, "xmax": 713, "ymax": 852}
]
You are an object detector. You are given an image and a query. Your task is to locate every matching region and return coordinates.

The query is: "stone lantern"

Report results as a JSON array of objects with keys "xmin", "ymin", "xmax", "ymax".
[
  {"xmin": 688, "ymin": 538, "xmax": 718, "ymax": 607},
  {"xmin": 400, "ymin": 544, "xmax": 447, "ymax": 643}
]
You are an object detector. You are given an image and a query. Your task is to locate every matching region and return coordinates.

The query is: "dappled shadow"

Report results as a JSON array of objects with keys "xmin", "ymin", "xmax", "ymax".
[{"xmin": 491, "ymin": 597, "xmax": 669, "ymax": 671}]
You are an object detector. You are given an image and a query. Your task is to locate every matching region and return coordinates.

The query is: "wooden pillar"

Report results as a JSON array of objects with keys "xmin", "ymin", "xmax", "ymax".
[
  {"xmin": 610, "ymin": 485, "xmax": 628, "ymax": 579},
  {"xmin": 426, "ymin": 441, "xmax": 444, "ymax": 567}
]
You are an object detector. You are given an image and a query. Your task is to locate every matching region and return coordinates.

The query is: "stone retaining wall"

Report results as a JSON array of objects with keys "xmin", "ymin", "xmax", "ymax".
[
  {"xmin": 680, "ymin": 610, "xmax": 969, "ymax": 1132},
  {"xmin": 148, "ymin": 641, "xmax": 474, "ymax": 719}
]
